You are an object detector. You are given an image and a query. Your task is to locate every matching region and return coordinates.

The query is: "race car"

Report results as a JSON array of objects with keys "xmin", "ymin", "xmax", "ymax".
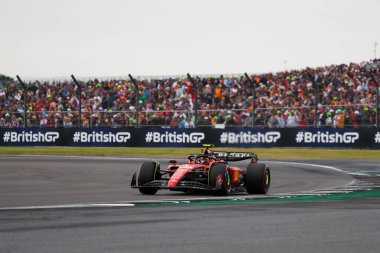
[{"xmin": 131, "ymin": 144, "xmax": 270, "ymax": 195}]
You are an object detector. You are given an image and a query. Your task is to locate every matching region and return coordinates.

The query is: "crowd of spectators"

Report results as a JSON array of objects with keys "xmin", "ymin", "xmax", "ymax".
[{"xmin": 0, "ymin": 59, "xmax": 379, "ymax": 128}]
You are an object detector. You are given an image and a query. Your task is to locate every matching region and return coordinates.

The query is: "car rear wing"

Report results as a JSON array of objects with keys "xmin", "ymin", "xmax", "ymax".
[{"xmin": 213, "ymin": 151, "xmax": 258, "ymax": 162}]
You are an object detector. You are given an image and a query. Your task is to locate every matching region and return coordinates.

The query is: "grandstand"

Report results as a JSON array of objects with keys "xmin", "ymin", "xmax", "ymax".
[{"xmin": 0, "ymin": 59, "xmax": 379, "ymax": 128}]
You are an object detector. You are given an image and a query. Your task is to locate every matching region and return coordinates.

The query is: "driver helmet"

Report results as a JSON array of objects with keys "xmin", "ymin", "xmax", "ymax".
[{"xmin": 204, "ymin": 147, "xmax": 213, "ymax": 155}]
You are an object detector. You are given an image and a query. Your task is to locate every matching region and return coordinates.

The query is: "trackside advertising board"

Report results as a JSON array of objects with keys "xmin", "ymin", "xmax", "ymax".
[{"xmin": 0, "ymin": 127, "xmax": 379, "ymax": 148}]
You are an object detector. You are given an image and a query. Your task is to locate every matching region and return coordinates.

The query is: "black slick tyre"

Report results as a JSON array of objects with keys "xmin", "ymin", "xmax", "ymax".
[
  {"xmin": 245, "ymin": 163, "xmax": 270, "ymax": 194},
  {"xmin": 209, "ymin": 163, "xmax": 230, "ymax": 195},
  {"xmin": 137, "ymin": 161, "xmax": 160, "ymax": 195}
]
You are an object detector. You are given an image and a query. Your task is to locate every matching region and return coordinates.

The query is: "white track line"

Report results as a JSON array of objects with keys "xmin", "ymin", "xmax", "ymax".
[
  {"xmin": 267, "ymin": 161, "xmax": 346, "ymax": 173},
  {"xmin": 0, "ymin": 203, "xmax": 135, "ymax": 211}
]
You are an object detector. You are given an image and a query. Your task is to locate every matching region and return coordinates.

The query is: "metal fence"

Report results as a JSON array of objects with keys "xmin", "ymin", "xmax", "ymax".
[{"xmin": 0, "ymin": 105, "xmax": 378, "ymax": 129}]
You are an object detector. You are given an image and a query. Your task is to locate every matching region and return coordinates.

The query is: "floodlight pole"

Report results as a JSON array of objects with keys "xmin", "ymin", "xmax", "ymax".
[
  {"xmin": 129, "ymin": 74, "xmax": 139, "ymax": 127},
  {"xmin": 16, "ymin": 75, "xmax": 27, "ymax": 128},
  {"xmin": 374, "ymin": 73, "xmax": 379, "ymax": 128},
  {"xmin": 187, "ymin": 73, "xmax": 198, "ymax": 127},
  {"xmin": 245, "ymin": 73, "xmax": 255, "ymax": 128},
  {"xmin": 314, "ymin": 81, "xmax": 318, "ymax": 127},
  {"xmin": 369, "ymin": 71, "xmax": 379, "ymax": 128},
  {"xmin": 71, "ymin": 75, "xmax": 81, "ymax": 128},
  {"xmin": 377, "ymin": 79, "xmax": 379, "ymax": 128},
  {"xmin": 375, "ymin": 41, "xmax": 378, "ymax": 60}
]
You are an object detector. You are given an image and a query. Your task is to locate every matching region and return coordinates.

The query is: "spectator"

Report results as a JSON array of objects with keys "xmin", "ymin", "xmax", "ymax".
[
  {"xmin": 286, "ymin": 111, "xmax": 299, "ymax": 127},
  {"xmin": 275, "ymin": 111, "xmax": 286, "ymax": 128}
]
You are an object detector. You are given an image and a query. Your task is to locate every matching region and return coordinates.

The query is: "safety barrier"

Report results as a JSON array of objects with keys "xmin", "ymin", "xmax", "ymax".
[{"xmin": 1, "ymin": 127, "xmax": 379, "ymax": 148}]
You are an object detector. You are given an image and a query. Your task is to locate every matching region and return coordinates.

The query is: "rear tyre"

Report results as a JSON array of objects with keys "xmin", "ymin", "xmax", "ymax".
[
  {"xmin": 137, "ymin": 161, "xmax": 160, "ymax": 195},
  {"xmin": 209, "ymin": 163, "xmax": 231, "ymax": 195},
  {"xmin": 245, "ymin": 163, "xmax": 270, "ymax": 194}
]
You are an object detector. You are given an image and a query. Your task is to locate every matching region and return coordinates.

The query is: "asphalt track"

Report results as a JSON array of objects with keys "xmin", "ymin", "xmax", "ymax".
[{"xmin": 0, "ymin": 156, "xmax": 380, "ymax": 253}]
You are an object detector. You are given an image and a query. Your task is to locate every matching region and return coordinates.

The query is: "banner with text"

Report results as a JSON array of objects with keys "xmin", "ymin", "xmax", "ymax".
[{"xmin": 0, "ymin": 128, "xmax": 379, "ymax": 148}]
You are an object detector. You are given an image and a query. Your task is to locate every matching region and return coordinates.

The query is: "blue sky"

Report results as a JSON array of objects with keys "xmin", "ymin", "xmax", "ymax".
[{"xmin": 1, "ymin": 0, "xmax": 379, "ymax": 79}]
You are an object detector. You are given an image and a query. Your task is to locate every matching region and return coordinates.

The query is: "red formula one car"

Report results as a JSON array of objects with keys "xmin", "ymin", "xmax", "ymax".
[{"xmin": 131, "ymin": 145, "xmax": 270, "ymax": 195}]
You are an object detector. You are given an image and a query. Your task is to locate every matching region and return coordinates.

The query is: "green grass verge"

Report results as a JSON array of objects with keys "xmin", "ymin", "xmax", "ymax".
[{"xmin": 0, "ymin": 147, "xmax": 379, "ymax": 159}]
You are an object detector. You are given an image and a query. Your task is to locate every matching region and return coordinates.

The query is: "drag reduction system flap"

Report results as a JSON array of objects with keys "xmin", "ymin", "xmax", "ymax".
[{"xmin": 213, "ymin": 151, "xmax": 257, "ymax": 162}]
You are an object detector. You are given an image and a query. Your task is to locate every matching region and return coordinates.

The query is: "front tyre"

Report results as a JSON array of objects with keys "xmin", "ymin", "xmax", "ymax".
[
  {"xmin": 209, "ymin": 163, "xmax": 231, "ymax": 195},
  {"xmin": 137, "ymin": 161, "xmax": 160, "ymax": 195},
  {"xmin": 245, "ymin": 163, "xmax": 270, "ymax": 194}
]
